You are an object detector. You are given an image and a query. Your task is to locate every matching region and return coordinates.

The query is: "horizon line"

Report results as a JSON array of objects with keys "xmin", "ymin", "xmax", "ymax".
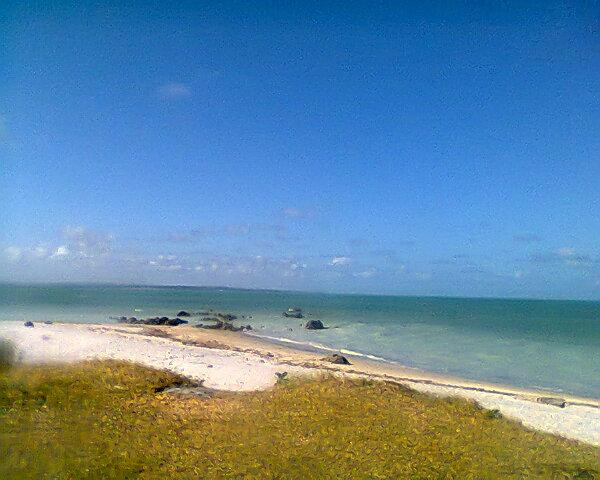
[{"xmin": 1, "ymin": 280, "xmax": 598, "ymax": 303}]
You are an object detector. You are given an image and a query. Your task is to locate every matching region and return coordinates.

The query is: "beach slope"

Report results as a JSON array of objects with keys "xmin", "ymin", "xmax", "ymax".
[{"xmin": 1, "ymin": 321, "xmax": 599, "ymax": 446}]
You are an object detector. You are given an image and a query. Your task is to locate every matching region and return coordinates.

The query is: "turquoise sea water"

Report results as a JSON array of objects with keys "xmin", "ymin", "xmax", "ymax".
[{"xmin": 0, "ymin": 284, "xmax": 598, "ymax": 399}]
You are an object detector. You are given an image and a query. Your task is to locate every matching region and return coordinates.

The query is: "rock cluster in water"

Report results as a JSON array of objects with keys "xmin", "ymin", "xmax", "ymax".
[
  {"xmin": 283, "ymin": 307, "xmax": 303, "ymax": 319},
  {"xmin": 113, "ymin": 309, "xmax": 253, "ymax": 331},
  {"xmin": 116, "ymin": 316, "xmax": 188, "ymax": 326},
  {"xmin": 193, "ymin": 311, "xmax": 252, "ymax": 332},
  {"xmin": 195, "ymin": 317, "xmax": 252, "ymax": 332}
]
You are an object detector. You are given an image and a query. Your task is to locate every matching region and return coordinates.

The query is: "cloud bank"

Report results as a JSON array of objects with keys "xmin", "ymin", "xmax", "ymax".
[{"xmin": 2, "ymin": 224, "xmax": 599, "ymax": 299}]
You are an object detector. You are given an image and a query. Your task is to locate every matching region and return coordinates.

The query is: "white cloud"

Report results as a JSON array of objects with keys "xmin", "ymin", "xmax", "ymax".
[
  {"xmin": 354, "ymin": 267, "xmax": 377, "ymax": 278},
  {"xmin": 63, "ymin": 226, "xmax": 113, "ymax": 257},
  {"xmin": 557, "ymin": 247, "xmax": 576, "ymax": 258},
  {"xmin": 159, "ymin": 82, "xmax": 191, "ymax": 98},
  {"xmin": 3, "ymin": 246, "xmax": 22, "ymax": 263},
  {"xmin": 51, "ymin": 245, "xmax": 70, "ymax": 259},
  {"xmin": 162, "ymin": 264, "xmax": 182, "ymax": 271},
  {"xmin": 148, "ymin": 254, "xmax": 184, "ymax": 272},
  {"xmin": 31, "ymin": 246, "xmax": 48, "ymax": 258},
  {"xmin": 514, "ymin": 270, "xmax": 524, "ymax": 279},
  {"xmin": 329, "ymin": 256, "xmax": 351, "ymax": 266},
  {"xmin": 556, "ymin": 247, "xmax": 593, "ymax": 267},
  {"xmin": 2, "ymin": 245, "xmax": 52, "ymax": 263},
  {"xmin": 0, "ymin": 225, "xmax": 316, "ymax": 288}
]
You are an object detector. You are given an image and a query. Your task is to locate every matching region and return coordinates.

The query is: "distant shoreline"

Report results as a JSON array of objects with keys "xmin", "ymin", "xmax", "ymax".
[{"xmin": 2, "ymin": 281, "xmax": 599, "ymax": 303}]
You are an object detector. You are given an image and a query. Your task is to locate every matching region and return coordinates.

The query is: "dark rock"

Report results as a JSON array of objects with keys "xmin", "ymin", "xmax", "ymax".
[
  {"xmin": 24, "ymin": 321, "xmax": 34, "ymax": 328},
  {"xmin": 245, "ymin": 325, "xmax": 252, "ymax": 331},
  {"xmin": 305, "ymin": 319, "xmax": 326, "ymax": 330},
  {"xmin": 536, "ymin": 397, "xmax": 566, "ymax": 408},
  {"xmin": 196, "ymin": 319, "xmax": 243, "ymax": 332},
  {"xmin": 222, "ymin": 322, "xmax": 243, "ymax": 332},
  {"xmin": 275, "ymin": 372, "xmax": 288, "ymax": 381},
  {"xmin": 115, "ymin": 315, "xmax": 187, "ymax": 326},
  {"xmin": 216, "ymin": 313, "xmax": 237, "ymax": 321},
  {"xmin": 322, "ymin": 353, "xmax": 351, "ymax": 365},
  {"xmin": 43, "ymin": 321, "xmax": 53, "ymax": 325},
  {"xmin": 283, "ymin": 307, "xmax": 303, "ymax": 319},
  {"xmin": 200, "ymin": 319, "xmax": 224, "ymax": 329},
  {"xmin": 167, "ymin": 318, "xmax": 188, "ymax": 326},
  {"xmin": 177, "ymin": 311, "xmax": 191, "ymax": 317}
]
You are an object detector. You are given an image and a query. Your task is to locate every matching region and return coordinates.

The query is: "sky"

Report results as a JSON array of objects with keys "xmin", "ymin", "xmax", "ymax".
[{"xmin": 1, "ymin": 1, "xmax": 599, "ymax": 299}]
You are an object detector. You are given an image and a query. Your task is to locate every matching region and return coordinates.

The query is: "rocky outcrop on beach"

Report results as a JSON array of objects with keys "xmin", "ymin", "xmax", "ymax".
[
  {"xmin": 322, "ymin": 353, "xmax": 351, "ymax": 365},
  {"xmin": 117, "ymin": 316, "xmax": 188, "ymax": 326},
  {"xmin": 305, "ymin": 319, "xmax": 326, "ymax": 330},
  {"xmin": 537, "ymin": 397, "xmax": 567, "ymax": 408},
  {"xmin": 113, "ymin": 310, "xmax": 243, "ymax": 329},
  {"xmin": 24, "ymin": 321, "xmax": 34, "ymax": 328}
]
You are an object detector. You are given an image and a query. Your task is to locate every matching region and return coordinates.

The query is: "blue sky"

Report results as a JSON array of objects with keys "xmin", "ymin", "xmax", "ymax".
[{"xmin": 1, "ymin": 1, "xmax": 599, "ymax": 299}]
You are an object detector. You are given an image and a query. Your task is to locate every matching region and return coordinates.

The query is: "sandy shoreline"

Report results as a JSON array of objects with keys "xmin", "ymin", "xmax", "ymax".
[{"xmin": 0, "ymin": 321, "xmax": 599, "ymax": 446}]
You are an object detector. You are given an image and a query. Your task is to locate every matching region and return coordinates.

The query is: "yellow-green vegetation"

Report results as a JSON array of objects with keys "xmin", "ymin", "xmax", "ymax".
[{"xmin": 0, "ymin": 361, "xmax": 598, "ymax": 479}]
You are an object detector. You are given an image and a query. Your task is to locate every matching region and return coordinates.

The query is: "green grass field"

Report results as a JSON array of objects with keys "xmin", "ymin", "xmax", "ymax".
[{"xmin": 0, "ymin": 359, "xmax": 598, "ymax": 479}]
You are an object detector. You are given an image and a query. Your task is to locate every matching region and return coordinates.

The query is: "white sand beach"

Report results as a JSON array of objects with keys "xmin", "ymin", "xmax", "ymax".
[{"xmin": 1, "ymin": 321, "xmax": 598, "ymax": 446}]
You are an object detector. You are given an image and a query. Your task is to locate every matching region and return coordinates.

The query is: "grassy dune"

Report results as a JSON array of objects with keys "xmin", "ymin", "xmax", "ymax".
[{"xmin": 0, "ymin": 360, "xmax": 598, "ymax": 479}]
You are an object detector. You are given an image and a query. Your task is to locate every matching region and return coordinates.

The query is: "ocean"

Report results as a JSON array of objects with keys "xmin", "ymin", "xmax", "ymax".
[{"xmin": 0, "ymin": 283, "xmax": 598, "ymax": 399}]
